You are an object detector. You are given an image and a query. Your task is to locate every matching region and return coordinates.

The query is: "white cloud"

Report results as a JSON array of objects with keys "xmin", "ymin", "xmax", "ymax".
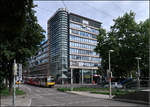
[{"xmin": 34, "ymin": 1, "xmax": 149, "ymax": 38}]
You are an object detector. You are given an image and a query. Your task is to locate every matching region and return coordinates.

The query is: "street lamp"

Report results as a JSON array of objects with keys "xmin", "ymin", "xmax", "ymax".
[
  {"xmin": 108, "ymin": 50, "xmax": 114, "ymax": 99},
  {"xmin": 135, "ymin": 57, "xmax": 141, "ymax": 89},
  {"xmin": 13, "ymin": 59, "xmax": 17, "ymax": 106}
]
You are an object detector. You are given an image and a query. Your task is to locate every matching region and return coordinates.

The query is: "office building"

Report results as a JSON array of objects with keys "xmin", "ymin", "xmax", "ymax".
[
  {"xmin": 48, "ymin": 8, "xmax": 101, "ymax": 84},
  {"xmin": 28, "ymin": 40, "xmax": 50, "ymax": 76}
]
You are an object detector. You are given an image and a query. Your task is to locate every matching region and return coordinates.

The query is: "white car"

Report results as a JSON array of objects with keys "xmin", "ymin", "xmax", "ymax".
[{"xmin": 104, "ymin": 82, "xmax": 123, "ymax": 89}]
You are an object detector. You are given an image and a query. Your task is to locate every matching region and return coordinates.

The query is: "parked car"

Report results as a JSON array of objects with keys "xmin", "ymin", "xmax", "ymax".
[{"xmin": 104, "ymin": 82, "xmax": 123, "ymax": 89}]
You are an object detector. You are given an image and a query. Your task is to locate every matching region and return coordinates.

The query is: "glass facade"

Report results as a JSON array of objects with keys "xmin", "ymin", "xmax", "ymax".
[
  {"xmin": 29, "ymin": 41, "xmax": 49, "ymax": 67},
  {"xmin": 69, "ymin": 21, "xmax": 101, "ymax": 68},
  {"xmin": 70, "ymin": 29, "xmax": 97, "ymax": 39},
  {"xmin": 48, "ymin": 9, "xmax": 69, "ymax": 82},
  {"xmin": 47, "ymin": 9, "xmax": 101, "ymax": 84},
  {"xmin": 29, "ymin": 9, "xmax": 102, "ymax": 84},
  {"xmin": 70, "ymin": 23, "xmax": 99, "ymax": 35},
  {"xmin": 70, "ymin": 55, "xmax": 100, "ymax": 62},
  {"xmin": 28, "ymin": 41, "xmax": 49, "ymax": 76},
  {"xmin": 70, "ymin": 48, "xmax": 98, "ymax": 56},
  {"xmin": 69, "ymin": 13, "xmax": 101, "ymax": 84},
  {"xmin": 70, "ymin": 35, "xmax": 97, "ymax": 45}
]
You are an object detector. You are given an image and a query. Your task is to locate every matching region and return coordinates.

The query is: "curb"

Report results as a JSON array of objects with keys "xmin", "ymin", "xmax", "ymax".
[
  {"xmin": 66, "ymin": 91, "xmax": 113, "ymax": 99},
  {"xmin": 113, "ymin": 98, "xmax": 149, "ymax": 105}
]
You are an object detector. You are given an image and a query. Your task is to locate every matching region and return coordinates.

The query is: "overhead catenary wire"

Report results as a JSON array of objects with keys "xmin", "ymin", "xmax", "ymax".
[
  {"xmin": 35, "ymin": 6, "xmax": 54, "ymax": 14},
  {"xmin": 81, "ymin": 2, "xmax": 113, "ymax": 18}
]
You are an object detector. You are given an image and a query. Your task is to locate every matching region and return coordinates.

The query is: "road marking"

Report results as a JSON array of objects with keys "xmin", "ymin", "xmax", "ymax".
[
  {"xmin": 35, "ymin": 89, "xmax": 41, "ymax": 93},
  {"xmin": 28, "ymin": 98, "xmax": 32, "ymax": 106},
  {"xmin": 22, "ymin": 85, "xmax": 32, "ymax": 106}
]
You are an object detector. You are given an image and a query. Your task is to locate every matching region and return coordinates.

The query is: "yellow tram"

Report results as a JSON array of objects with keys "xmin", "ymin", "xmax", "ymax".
[{"xmin": 24, "ymin": 75, "xmax": 55, "ymax": 88}]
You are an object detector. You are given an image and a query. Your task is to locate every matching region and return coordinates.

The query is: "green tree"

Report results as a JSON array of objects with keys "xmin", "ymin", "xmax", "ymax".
[
  {"xmin": 136, "ymin": 19, "xmax": 149, "ymax": 78},
  {"xmin": 0, "ymin": 0, "xmax": 45, "ymax": 93},
  {"xmin": 95, "ymin": 11, "xmax": 149, "ymax": 79}
]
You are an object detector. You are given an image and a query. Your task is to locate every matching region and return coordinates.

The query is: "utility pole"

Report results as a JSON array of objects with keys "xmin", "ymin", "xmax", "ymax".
[
  {"xmin": 62, "ymin": 70, "xmax": 63, "ymax": 85},
  {"xmin": 13, "ymin": 59, "xmax": 17, "ymax": 106},
  {"xmin": 82, "ymin": 69, "xmax": 84, "ymax": 84},
  {"xmin": 71, "ymin": 69, "xmax": 73, "ymax": 85},
  {"xmin": 136, "ymin": 57, "xmax": 141, "ymax": 89},
  {"xmin": 91, "ymin": 69, "xmax": 93, "ymax": 84},
  {"xmin": 71, "ymin": 69, "xmax": 73, "ymax": 91},
  {"xmin": 108, "ymin": 50, "xmax": 114, "ymax": 99}
]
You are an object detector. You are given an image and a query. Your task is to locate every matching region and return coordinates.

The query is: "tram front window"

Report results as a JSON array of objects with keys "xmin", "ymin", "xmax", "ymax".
[{"xmin": 47, "ymin": 77, "xmax": 54, "ymax": 82}]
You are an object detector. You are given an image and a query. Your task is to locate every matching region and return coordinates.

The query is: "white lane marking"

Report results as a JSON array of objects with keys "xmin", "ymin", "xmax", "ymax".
[
  {"xmin": 22, "ymin": 85, "xmax": 32, "ymax": 106},
  {"xmin": 28, "ymin": 98, "xmax": 32, "ymax": 107}
]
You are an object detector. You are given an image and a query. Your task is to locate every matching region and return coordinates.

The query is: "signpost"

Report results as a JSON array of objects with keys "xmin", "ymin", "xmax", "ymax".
[
  {"xmin": 135, "ymin": 57, "xmax": 141, "ymax": 89},
  {"xmin": 13, "ymin": 59, "xmax": 17, "ymax": 106},
  {"xmin": 107, "ymin": 70, "xmax": 112, "ymax": 99},
  {"xmin": 17, "ymin": 64, "xmax": 22, "ymax": 88},
  {"xmin": 71, "ymin": 69, "xmax": 73, "ymax": 91},
  {"xmin": 108, "ymin": 50, "xmax": 114, "ymax": 99}
]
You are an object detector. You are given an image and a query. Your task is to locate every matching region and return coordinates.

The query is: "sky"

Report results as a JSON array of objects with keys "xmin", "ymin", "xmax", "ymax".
[{"xmin": 33, "ymin": 1, "xmax": 149, "ymax": 39}]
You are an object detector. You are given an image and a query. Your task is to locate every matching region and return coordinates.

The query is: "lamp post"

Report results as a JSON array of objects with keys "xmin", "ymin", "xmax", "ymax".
[
  {"xmin": 71, "ymin": 69, "xmax": 73, "ymax": 91},
  {"xmin": 62, "ymin": 70, "xmax": 63, "ymax": 84},
  {"xmin": 13, "ymin": 59, "xmax": 17, "ymax": 106},
  {"xmin": 109, "ymin": 50, "xmax": 114, "ymax": 99},
  {"xmin": 135, "ymin": 57, "xmax": 141, "ymax": 89}
]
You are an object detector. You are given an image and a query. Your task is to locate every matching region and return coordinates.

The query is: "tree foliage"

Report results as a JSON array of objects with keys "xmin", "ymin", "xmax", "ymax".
[
  {"xmin": 95, "ymin": 11, "xmax": 149, "ymax": 78},
  {"xmin": 0, "ymin": 0, "xmax": 45, "ymax": 90}
]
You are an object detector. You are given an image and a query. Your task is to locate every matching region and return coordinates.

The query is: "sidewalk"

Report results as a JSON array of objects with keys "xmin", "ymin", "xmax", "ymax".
[
  {"xmin": 1, "ymin": 85, "xmax": 31, "ymax": 106},
  {"xmin": 67, "ymin": 91, "xmax": 149, "ymax": 105},
  {"xmin": 67, "ymin": 91, "xmax": 113, "ymax": 99},
  {"xmin": 113, "ymin": 89, "xmax": 150, "ymax": 105}
]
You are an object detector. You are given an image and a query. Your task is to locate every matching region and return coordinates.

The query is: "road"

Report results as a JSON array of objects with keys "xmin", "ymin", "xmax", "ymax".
[{"xmin": 24, "ymin": 84, "xmax": 143, "ymax": 106}]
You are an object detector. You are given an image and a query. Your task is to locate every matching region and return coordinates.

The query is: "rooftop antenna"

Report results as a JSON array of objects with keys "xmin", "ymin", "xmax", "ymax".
[{"xmin": 61, "ymin": 0, "xmax": 68, "ymax": 11}]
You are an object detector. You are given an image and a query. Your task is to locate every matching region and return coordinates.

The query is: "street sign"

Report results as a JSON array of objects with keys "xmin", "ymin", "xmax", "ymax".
[
  {"xmin": 138, "ymin": 69, "xmax": 141, "ymax": 77},
  {"xmin": 107, "ymin": 70, "xmax": 112, "ymax": 79},
  {"xmin": 136, "ymin": 72, "xmax": 140, "ymax": 78},
  {"xmin": 18, "ymin": 64, "xmax": 22, "ymax": 81},
  {"xmin": 13, "ymin": 62, "xmax": 17, "ymax": 76}
]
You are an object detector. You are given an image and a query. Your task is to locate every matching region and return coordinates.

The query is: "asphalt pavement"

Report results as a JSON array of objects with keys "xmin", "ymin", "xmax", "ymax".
[{"xmin": 1, "ymin": 84, "xmax": 147, "ymax": 106}]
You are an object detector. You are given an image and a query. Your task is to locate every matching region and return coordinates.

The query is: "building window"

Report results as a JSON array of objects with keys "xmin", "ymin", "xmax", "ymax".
[{"xmin": 83, "ymin": 20, "xmax": 89, "ymax": 25}]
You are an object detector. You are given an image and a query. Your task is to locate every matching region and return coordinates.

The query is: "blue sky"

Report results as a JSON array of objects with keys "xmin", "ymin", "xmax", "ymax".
[{"xmin": 33, "ymin": 1, "xmax": 149, "ymax": 39}]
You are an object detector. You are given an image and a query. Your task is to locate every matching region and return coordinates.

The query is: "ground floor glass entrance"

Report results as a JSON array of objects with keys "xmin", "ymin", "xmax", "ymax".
[{"xmin": 72, "ymin": 69, "xmax": 97, "ymax": 84}]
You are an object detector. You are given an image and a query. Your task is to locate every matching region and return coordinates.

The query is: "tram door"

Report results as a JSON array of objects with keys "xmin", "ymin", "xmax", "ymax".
[{"xmin": 73, "ymin": 69, "xmax": 80, "ymax": 84}]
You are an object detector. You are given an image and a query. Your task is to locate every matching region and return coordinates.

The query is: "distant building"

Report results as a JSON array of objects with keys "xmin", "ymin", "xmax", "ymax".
[
  {"xmin": 29, "ymin": 8, "xmax": 102, "ymax": 84},
  {"xmin": 28, "ymin": 40, "xmax": 50, "ymax": 76}
]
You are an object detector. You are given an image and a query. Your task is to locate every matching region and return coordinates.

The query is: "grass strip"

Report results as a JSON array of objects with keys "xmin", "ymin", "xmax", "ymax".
[
  {"xmin": 57, "ymin": 87, "xmax": 109, "ymax": 92},
  {"xmin": 91, "ymin": 90, "xmax": 134, "ymax": 96},
  {"xmin": 91, "ymin": 91, "xmax": 110, "ymax": 95},
  {"xmin": 57, "ymin": 87, "xmax": 135, "ymax": 96},
  {"xmin": 0, "ymin": 88, "xmax": 25, "ymax": 96},
  {"xmin": 57, "ymin": 88, "xmax": 71, "ymax": 92}
]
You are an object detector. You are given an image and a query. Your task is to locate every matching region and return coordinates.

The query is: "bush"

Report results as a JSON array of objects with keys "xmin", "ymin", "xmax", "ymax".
[
  {"xmin": 91, "ymin": 89, "xmax": 135, "ymax": 96},
  {"xmin": 91, "ymin": 91, "xmax": 110, "ymax": 95},
  {"xmin": 57, "ymin": 88, "xmax": 71, "ymax": 92},
  {"xmin": 57, "ymin": 87, "xmax": 109, "ymax": 92}
]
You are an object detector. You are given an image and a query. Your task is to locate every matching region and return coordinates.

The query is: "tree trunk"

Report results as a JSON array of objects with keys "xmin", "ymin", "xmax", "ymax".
[
  {"xmin": 4, "ymin": 78, "xmax": 8, "ymax": 88},
  {"xmin": 6, "ymin": 78, "xmax": 8, "ymax": 88},
  {"xmin": 8, "ymin": 61, "xmax": 13, "ymax": 95},
  {"xmin": 9, "ymin": 77, "xmax": 13, "ymax": 95}
]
